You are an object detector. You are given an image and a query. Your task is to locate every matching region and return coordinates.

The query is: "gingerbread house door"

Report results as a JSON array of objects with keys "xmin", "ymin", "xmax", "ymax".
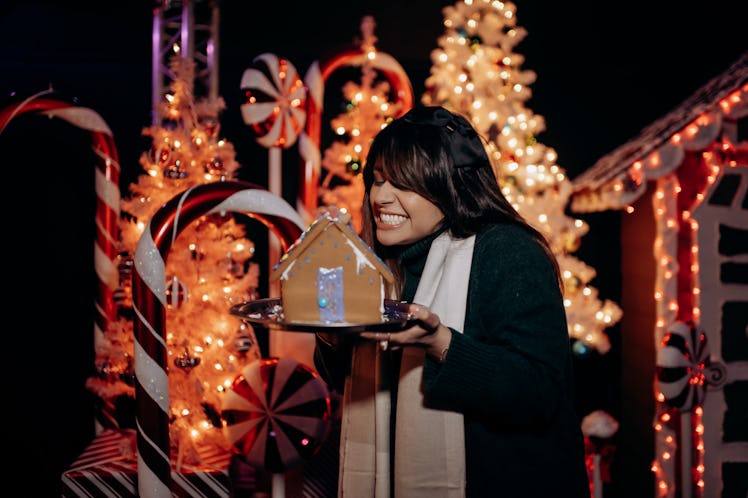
[{"xmin": 691, "ymin": 161, "xmax": 748, "ymax": 498}]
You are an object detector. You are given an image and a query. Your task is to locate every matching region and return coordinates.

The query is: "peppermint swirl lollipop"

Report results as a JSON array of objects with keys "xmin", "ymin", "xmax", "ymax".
[
  {"xmin": 240, "ymin": 53, "xmax": 307, "ymax": 149},
  {"xmin": 656, "ymin": 321, "xmax": 726, "ymax": 411},
  {"xmin": 221, "ymin": 357, "xmax": 332, "ymax": 473}
]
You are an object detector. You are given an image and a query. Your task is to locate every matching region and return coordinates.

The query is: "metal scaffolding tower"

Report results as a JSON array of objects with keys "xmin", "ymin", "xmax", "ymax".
[{"xmin": 151, "ymin": 0, "xmax": 220, "ymax": 124}]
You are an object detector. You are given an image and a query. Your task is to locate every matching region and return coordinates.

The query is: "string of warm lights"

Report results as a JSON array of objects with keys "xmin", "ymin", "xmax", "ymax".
[
  {"xmin": 574, "ymin": 84, "xmax": 747, "ymax": 215},
  {"xmin": 646, "ymin": 86, "xmax": 746, "ymax": 498},
  {"xmin": 652, "ymin": 173, "xmax": 680, "ymax": 498}
]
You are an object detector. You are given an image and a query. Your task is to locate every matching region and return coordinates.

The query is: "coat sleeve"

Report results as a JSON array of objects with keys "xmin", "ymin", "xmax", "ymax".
[{"xmin": 422, "ymin": 224, "xmax": 574, "ymax": 428}]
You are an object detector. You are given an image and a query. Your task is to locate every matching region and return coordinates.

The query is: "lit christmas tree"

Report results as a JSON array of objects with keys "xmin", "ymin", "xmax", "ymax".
[
  {"xmin": 87, "ymin": 53, "xmax": 263, "ymax": 461},
  {"xmin": 422, "ymin": 0, "xmax": 621, "ymax": 355},
  {"xmin": 319, "ymin": 17, "xmax": 404, "ymax": 233},
  {"xmin": 320, "ymin": 64, "xmax": 403, "ymax": 233}
]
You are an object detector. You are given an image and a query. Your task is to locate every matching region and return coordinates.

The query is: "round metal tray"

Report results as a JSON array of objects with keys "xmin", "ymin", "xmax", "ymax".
[{"xmin": 229, "ymin": 298, "xmax": 414, "ymax": 333}]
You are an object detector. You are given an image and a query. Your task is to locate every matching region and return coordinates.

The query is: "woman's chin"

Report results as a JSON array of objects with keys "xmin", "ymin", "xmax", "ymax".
[{"xmin": 376, "ymin": 228, "xmax": 416, "ymax": 247}]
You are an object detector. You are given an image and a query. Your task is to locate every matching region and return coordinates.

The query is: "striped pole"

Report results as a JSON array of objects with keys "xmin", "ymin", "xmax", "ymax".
[
  {"xmin": 0, "ymin": 89, "xmax": 120, "ymax": 374},
  {"xmin": 132, "ymin": 180, "xmax": 304, "ymax": 497}
]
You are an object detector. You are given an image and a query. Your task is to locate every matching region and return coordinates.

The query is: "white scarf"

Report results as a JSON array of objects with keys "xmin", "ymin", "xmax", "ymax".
[{"xmin": 338, "ymin": 232, "xmax": 475, "ymax": 498}]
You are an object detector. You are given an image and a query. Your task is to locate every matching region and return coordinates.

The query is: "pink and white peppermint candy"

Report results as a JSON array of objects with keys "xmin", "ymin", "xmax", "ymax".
[
  {"xmin": 656, "ymin": 321, "xmax": 726, "ymax": 412},
  {"xmin": 240, "ymin": 53, "xmax": 307, "ymax": 149},
  {"xmin": 221, "ymin": 357, "xmax": 332, "ymax": 473}
]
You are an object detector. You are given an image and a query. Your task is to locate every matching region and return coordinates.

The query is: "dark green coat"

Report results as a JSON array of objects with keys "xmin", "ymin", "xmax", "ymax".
[{"xmin": 316, "ymin": 223, "xmax": 590, "ymax": 497}]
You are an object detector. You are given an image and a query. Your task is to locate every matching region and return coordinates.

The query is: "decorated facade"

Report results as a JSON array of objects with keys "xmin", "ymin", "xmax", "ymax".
[{"xmin": 571, "ymin": 51, "xmax": 748, "ymax": 498}]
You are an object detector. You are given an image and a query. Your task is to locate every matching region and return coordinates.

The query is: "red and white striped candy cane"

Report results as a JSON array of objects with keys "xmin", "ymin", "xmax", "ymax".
[
  {"xmin": 132, "ymin": 180, "xmax": 305, "ymax": 498},
  {"xmin": 298, "ymin": 46, "xmax": 414, "ymax": 222},
  {"xmin": 0, "ymin": 89, "xmax": 120, "ymax": 351}
]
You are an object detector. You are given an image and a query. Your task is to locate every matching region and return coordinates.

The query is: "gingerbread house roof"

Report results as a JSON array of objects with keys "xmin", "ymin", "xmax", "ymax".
[
  {"xmin": 570, "ymin": 51, "xmax": 748, "ymax": 213},
  {"xmin": 270, "ymin": 208, "xmax": 394, "ymax": 284}
]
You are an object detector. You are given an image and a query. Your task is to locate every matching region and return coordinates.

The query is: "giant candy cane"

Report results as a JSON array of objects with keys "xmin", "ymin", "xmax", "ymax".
[
  {"xmin": 0, "ymin": 89, "xmax": 120, "ymax": 350},
  {"xmin": 298, "ymin": 45, "xmax": 414, "ymax": 222},
  {"xmin": 132, "ymin": 180, "xmax": 304, "ymax": 498}
]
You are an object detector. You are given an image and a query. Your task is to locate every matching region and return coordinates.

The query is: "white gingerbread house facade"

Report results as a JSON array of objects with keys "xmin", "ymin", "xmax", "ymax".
[{"xmin": 571, "ymin": 52, "xmax": 748, "ymax": 498}]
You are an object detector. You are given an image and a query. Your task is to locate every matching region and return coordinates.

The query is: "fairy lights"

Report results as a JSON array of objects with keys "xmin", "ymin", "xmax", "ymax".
[{"xmin": 647, "ymin": 83, "xmax": 748, "ymax": 496}]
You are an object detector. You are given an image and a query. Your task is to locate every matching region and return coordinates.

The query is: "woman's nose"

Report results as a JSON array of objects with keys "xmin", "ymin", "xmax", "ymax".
[{"xmin": 371, "ymin": 182, "xmax": 394, "ymax": 204}]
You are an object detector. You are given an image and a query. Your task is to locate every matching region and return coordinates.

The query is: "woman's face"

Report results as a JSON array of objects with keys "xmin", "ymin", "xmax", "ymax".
[{"xmin": 369, "ymin": 167, "xmax": 444, "ymax": 246}]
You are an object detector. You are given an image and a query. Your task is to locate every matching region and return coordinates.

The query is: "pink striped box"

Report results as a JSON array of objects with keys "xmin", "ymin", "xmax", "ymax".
[{"xmin": 61, "ymin": 429, "xmax": 256, "ymax": 497}]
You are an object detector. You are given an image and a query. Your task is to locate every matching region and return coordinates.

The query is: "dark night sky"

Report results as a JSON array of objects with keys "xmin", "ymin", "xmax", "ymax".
[
  {"xmin": 1, "ymin": 2, "xmax": 746, "ymax": 496},
  {"xmin": 2, "ymin": 1, "xmax": 747, "ymax": 180}
]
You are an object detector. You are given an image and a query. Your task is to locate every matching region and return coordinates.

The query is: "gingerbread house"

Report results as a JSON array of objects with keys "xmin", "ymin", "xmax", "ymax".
[
  {"xmin": 270, "ymin": 208, "xmax": 395, "ymax": 324},
  {"xmin": 571, "ymin": 52, "xmax": 748, "ymax": 498}
]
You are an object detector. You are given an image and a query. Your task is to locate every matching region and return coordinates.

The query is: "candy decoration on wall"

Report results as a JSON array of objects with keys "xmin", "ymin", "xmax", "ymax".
[
  {"xmin": 298, "ymin": 16, "xmax": 414, "ymax": 222},
  {"xmin": 656, "ymin": 321, "xmax": 726, "ymax": 412},
  {"xmin": 655, "ymin": 320, "xmax": 727, "ymax": 498},
  {"xmin": 221, "ymin": 357, "xmax": 332, "ymax": 474},
  {"xmin": 132, "ymin": 180, "xmax": 304, "ymax": 498},
  {"xmin": 0, "ymin": 88, "xmax": 120, "ymax": 373}
]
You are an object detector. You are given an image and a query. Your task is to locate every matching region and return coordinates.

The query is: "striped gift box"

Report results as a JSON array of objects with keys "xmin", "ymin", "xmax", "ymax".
[{"xmin": 61, "ymin": 429, "xmax": 256, "ymax": 497}]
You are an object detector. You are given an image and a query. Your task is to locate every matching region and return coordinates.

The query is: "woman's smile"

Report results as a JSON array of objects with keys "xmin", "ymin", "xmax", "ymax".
[{"xmin": 377, "ymin": 211, "xmax": 409, "ymax": 228}]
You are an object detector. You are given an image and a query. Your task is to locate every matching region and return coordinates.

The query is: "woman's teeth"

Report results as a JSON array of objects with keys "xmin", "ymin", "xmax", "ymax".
[{"xmin": 380, "ymin": 213, "xmax": 407, "ymax": 225}]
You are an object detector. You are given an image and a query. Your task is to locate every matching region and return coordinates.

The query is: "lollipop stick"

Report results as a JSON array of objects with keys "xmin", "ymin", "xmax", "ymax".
[
  {"xmin": 268, "ymin": 146, "xmax": 282, "ymax": 298},
  {"xmin": 267, "ymin": 146, "xmax": 291, "ymax": 360},
  {"xmin": 272, "ymin": 473, "xmax": 285, "ymax": 498},
  {"xmin": 267, "ymin": 147, "xmax": 315, "ymax": 365},
  {"xmin": 592, "ymin": 453, "xmax": 602, "ymax": 498}
]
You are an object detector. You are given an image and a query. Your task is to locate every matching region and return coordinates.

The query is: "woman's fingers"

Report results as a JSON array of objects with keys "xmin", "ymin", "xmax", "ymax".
[{"xmin": 409, "ymin": 303, "xmax": 441, "ymax": 333}]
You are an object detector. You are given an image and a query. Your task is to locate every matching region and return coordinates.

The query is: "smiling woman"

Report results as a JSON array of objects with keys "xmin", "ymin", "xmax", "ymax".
[{"xmin": 314, "ymin": 105, "xmax": 589, "ymax": 498}]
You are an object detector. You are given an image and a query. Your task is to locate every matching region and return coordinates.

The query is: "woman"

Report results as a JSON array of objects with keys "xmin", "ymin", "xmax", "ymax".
[{"xmin": 314, "ymin": 105, "xmax": 589, "ymax": 498}]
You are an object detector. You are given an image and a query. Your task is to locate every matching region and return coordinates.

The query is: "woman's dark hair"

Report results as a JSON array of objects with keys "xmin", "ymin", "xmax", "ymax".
[{"xmin": 361, "ymin": 105, "xmax": 561, "ymax": 290}]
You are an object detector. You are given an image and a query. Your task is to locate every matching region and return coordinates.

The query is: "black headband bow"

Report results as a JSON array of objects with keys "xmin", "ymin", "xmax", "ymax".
[{"xmin": 402, "ymin": 106, "xmax": 489, "ymax": 169}]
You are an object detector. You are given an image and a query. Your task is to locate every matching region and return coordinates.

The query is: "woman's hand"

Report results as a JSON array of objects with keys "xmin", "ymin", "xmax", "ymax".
[{"xmin": 360, "ymin": 303, "xmax": 452, "ymax": 363}]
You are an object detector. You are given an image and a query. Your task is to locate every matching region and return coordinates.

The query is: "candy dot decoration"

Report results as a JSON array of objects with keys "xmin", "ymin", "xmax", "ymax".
[
  {"xmin": 132, "ymin": 180, "xmax": 305, "ymax": 497},
  {"xmin": 656, "ymin": 321, "xmax": 726, "ymax": 412},
  {"xmin": 0, "ymin": 89, "xmax": 120, "ymax": 361},
  {"xmin": 221, "ymin": 357, "xmax": 332, "ymax": 474},
  {"xmin": 240, "ymin": 53, "xmax": 307, "ymax": 149}
]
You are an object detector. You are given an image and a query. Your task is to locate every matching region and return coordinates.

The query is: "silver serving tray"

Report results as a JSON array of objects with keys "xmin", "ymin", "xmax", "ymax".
[{"xmin": 229, "ymin": 298, "xmax": 414, "ymax": 333}]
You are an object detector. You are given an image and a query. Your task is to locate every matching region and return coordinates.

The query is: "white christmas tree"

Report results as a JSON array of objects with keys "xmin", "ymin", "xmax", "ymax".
[
  {"xmin": 319, "ymin": 65, "xmax": 403, "ymax": 232},
  {"xmin": 422, "ymin": 0, "xmax": 621, "ymax": 355},
  {"xmin": 87, "ymin": 54, "xmax": 262, "ymax": 461},
  {"xmin": 318, "ymin": 17, "xmax": 404, "ymax": 233}
]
